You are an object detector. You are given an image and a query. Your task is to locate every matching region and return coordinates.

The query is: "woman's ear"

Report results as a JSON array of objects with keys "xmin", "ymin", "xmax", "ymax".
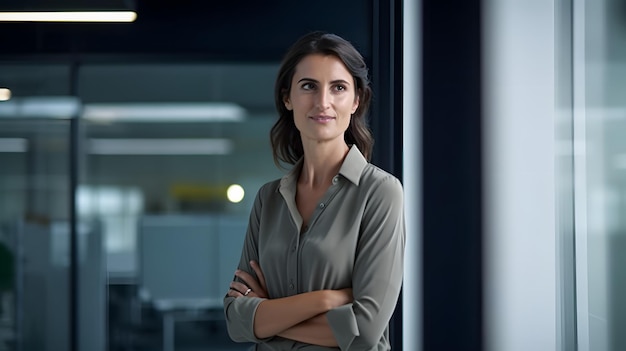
[
  {"xmin": 283, "ymin": 91, "xmax": 293, "ymax": 111},
  {"xmin": 284, "ymin": 98, "xmax": 293, "ymax": 111},
  {"xmin": 351, "ymin": 93, "xmax": 360, "ymax": 114}
]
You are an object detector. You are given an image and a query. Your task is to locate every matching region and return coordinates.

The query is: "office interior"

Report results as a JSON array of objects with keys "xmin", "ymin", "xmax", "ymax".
[{"xmin": 0, "ymin": 0, "xmax": 624, "ymax": 350}]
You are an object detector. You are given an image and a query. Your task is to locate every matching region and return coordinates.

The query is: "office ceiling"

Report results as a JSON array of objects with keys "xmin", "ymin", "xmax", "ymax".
[{"xmin": 0, "ymin": 0, "xmax": 372, "ymax": 60}]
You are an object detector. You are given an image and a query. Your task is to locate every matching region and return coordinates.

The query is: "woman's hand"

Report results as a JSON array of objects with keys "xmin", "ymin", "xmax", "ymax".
[{"xmin": 227, "ymin": 260, "xmax": 269, "ymax": 299}]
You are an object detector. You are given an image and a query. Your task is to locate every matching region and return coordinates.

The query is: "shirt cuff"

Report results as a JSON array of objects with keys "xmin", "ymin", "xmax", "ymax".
[
  {"xmin": 326, "ymin": 303, "xmax": 359, "ymax": 350},
  {"xmin": 224, "ymin": 296, "xmax": 273, "ymax": 343}
]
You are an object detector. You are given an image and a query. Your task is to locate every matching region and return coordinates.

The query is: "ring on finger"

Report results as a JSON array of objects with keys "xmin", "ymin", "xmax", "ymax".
[{"xmin": 244, "ymin": 288, "xmax": 252, "ymax": 296}]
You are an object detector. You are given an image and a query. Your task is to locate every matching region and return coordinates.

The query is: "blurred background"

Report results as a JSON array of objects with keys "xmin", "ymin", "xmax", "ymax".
[{"xmin": 0, "ymin": 0, "xmax": 625, "ymax": 351}]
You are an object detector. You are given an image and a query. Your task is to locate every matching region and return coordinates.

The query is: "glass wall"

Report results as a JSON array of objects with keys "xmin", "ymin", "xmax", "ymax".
[
  {"xmin": 0, "ymin": 64, "xmax": 73, "ymax": 350},
  {"xmin": 483, "ymin": 0, "xmax": 626, "ymax": 349},
  {"xmin": 574, "ymin": 0, "xmax": 626, "ymax": 349},
  {"xmin": 79, "ymin": 62, "xmax": 283, "ymax": 351},
  {"xmin": 0, "ymin": 61, "xmax": 283, "ymax": 350}
]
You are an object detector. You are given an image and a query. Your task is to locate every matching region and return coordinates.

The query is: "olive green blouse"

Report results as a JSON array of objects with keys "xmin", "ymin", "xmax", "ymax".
[{"xmin": 223, "ymin": 145, "xmax": 405, "ymax": 350}]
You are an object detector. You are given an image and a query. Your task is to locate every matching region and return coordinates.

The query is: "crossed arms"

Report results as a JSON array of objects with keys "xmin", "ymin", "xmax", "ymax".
[{"xmin": 227, "ymin": 260, "xmax": 351, "ymax": 347}]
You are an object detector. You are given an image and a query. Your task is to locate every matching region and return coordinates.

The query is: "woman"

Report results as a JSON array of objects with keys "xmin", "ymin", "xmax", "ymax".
[{"xmin": 223, "ymin": 31, "xmax": 405, "ymax": 350}]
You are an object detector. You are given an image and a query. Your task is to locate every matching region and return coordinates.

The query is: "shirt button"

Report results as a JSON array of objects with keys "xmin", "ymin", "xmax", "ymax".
[
  {"xmin": 332, "ymin": 176, "xmax": 339, "ymax": 184},
  {"xmin": 289, "ymin": 284, "xmax": 295, "ymax": 290},
  {"xmin": 319, "ymin": 202, "xmax": 325, "ymax": 208}
]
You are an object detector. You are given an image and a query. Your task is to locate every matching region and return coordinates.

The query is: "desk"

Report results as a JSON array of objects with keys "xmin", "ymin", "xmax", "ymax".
[
  {"xmin": 157, "ymin": 300, "xmax": 224, "ymax": 351},
  {"xmin": 138, "ymin": 215, "xmax": 242, "ymax": 351}
]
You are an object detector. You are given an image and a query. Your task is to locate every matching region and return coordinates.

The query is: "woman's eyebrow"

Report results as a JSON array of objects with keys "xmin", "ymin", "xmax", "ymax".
[
  {"xmin": 297, "ymin": 78, "xmax": 351, "ymax": 85},
  {"xmin": 297, "ymin": 77, "xmax": 318, "ymax": 83}
]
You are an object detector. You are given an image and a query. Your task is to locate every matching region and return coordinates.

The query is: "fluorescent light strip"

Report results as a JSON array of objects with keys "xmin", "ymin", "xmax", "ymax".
[
  {"xmin": 0, "ymin": 97, "xmax": 81, "ymax": 119},
  {"xmin": 0, "ymin": 11, "xmax": 137, "ymax": 22},
  {"xmin": 0, "ymin": 138, "xmax": 28, "ymax": 152},
  {"xmin": 83, "ymin": 103, "xmax": 246, "ymax": 122},
  {"xmin": 0, "ymin": 88, "xmax": 11, "ymax": 101},
  {"xmin": 88, "ymin": 138, "xmax": 233, "ymax": 155}
]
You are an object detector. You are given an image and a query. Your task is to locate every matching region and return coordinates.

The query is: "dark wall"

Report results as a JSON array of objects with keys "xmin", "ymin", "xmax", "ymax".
[{"xmin": 421, "ymin": 0, "xmax": 483, "ymax": 350}]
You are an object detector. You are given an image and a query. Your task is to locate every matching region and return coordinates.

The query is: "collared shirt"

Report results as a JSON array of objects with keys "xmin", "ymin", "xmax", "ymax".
[{"xmin": 224, "ymin": 145, "xmax": 405, "ymax": 351}]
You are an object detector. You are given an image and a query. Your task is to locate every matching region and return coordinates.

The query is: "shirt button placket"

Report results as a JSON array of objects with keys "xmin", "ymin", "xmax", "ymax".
[{"xmin": 286, "ymin": 234, "xmax": 298, "ymax": 295}]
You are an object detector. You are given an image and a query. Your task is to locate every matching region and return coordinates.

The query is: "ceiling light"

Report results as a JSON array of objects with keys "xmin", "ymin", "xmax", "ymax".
[
  {"xmin": 0, "ymin": 97, "xmax": 80, "ymax": 119},
  {"xmin": 0, "ymin": 138, "xmax": 28, "ymax": 152},
  {"xmin": 227, "ymin": 184, "xmax": 245, "ymax": 203},
  {"xmin": 0, "ymin": 11, "xmax": 136, "ymax": 22},
  {"xmin": 88, "ymin": 138, "xmax": 234, "ymax": 155},
  {"xmin": 0, "ymin": 88, "xmax": 11, "ymax": 101},
  {"xmin": 83, "ymin": 103, "xmax": 246, "ymax": 123}
]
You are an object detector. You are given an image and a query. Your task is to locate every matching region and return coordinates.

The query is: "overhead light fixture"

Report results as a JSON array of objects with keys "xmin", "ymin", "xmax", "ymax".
[
  {"xmin": 0, "ymin": 11, "xmax": 136, "ymax": 22},
  {"xmin": 83, "ymin": 103, "xmax": 246, "ymax": 123},
  {"xmin": 0, "ymin": 99, "xmax": 246, "ymax": 122},
  {"xmin": 0, "ymin": 88, "xmax": 11, "ymax": 101},
  {"xmin": 0, "ymin": 138, "xmax": 28, "ymax": 153},
  {"xmin": 88, "ymin": 138, "xmax": 234, "ymax": 155},
  {"xmin": 0, "ymin": 97, "xmax": 81, "ymax": 119},
  {"xmin": 227, "ymin": 184, "xmax": 245, "ymax": 203},
  {"xmin": 0, "ymin": 0, "xmax": 137, "ymax": 23}
]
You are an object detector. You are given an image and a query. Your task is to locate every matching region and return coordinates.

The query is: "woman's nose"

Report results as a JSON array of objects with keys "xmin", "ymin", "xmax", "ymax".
[{"xmin": 315, "ymin": 90, "xmax": 331, "ymax": 110}]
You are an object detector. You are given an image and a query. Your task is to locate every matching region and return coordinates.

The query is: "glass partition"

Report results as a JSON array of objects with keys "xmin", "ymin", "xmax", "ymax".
[
  {"xmin": 77, "ymin": 63, "xmax": 283, "ymax": 350},
  {"xmin": 0, "ymin": 64, "xmax": 73, "ymax": 351},
  {"xmin": 0, "ymin": 61, "xmax": 285, "ymax": 350},
  {"xmin": 574, "ymin": 0, "xmax": 626, "ymax": 349}
]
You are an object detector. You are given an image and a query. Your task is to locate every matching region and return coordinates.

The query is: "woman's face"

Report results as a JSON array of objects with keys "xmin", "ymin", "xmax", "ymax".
[{"xmin": 284, "ymin": 54, "xmax": 359, "ymax": 146}]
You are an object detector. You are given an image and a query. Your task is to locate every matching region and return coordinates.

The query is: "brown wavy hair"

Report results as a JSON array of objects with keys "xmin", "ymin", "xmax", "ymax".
[{"xmin": 270, "ymin": 31, "xmax": 374, "ymax": 166}]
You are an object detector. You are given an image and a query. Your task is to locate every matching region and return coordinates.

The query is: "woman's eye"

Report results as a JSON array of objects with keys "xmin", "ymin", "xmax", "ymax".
[
  {"xmin": 302, "ymin": 83, "xmax": 315, "ymax": 90},
  {"xmin": 334, "ymin": 85, "xmax": 346, "ymax": 92}
]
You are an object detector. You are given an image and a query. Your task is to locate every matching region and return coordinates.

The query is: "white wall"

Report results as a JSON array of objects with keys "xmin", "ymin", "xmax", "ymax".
[{"xmin": 482, "ymin": 1, "xmax": 558, "ymax": 350}]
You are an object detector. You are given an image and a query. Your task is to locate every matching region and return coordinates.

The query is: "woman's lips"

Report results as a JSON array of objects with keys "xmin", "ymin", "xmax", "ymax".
[{"xmin": 310, "ymin": 115, "xmax": 335, "ymax": 122}]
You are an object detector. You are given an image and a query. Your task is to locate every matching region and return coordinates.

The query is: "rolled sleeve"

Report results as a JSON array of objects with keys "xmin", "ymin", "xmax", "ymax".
[
  {"xmin": 326, "ymin": 303, "xmax": 360, "ymax": 349},
  {"xmin": 223, "ymin": 185, "xmax": 271, "ymax": 343},
  {"xmin": 327, "ymin": 176, "xmax": 405, "ymax": 350},
  {"xmin": 224, "ymin": 296, "xmax": 272, "ymax": 343}
]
